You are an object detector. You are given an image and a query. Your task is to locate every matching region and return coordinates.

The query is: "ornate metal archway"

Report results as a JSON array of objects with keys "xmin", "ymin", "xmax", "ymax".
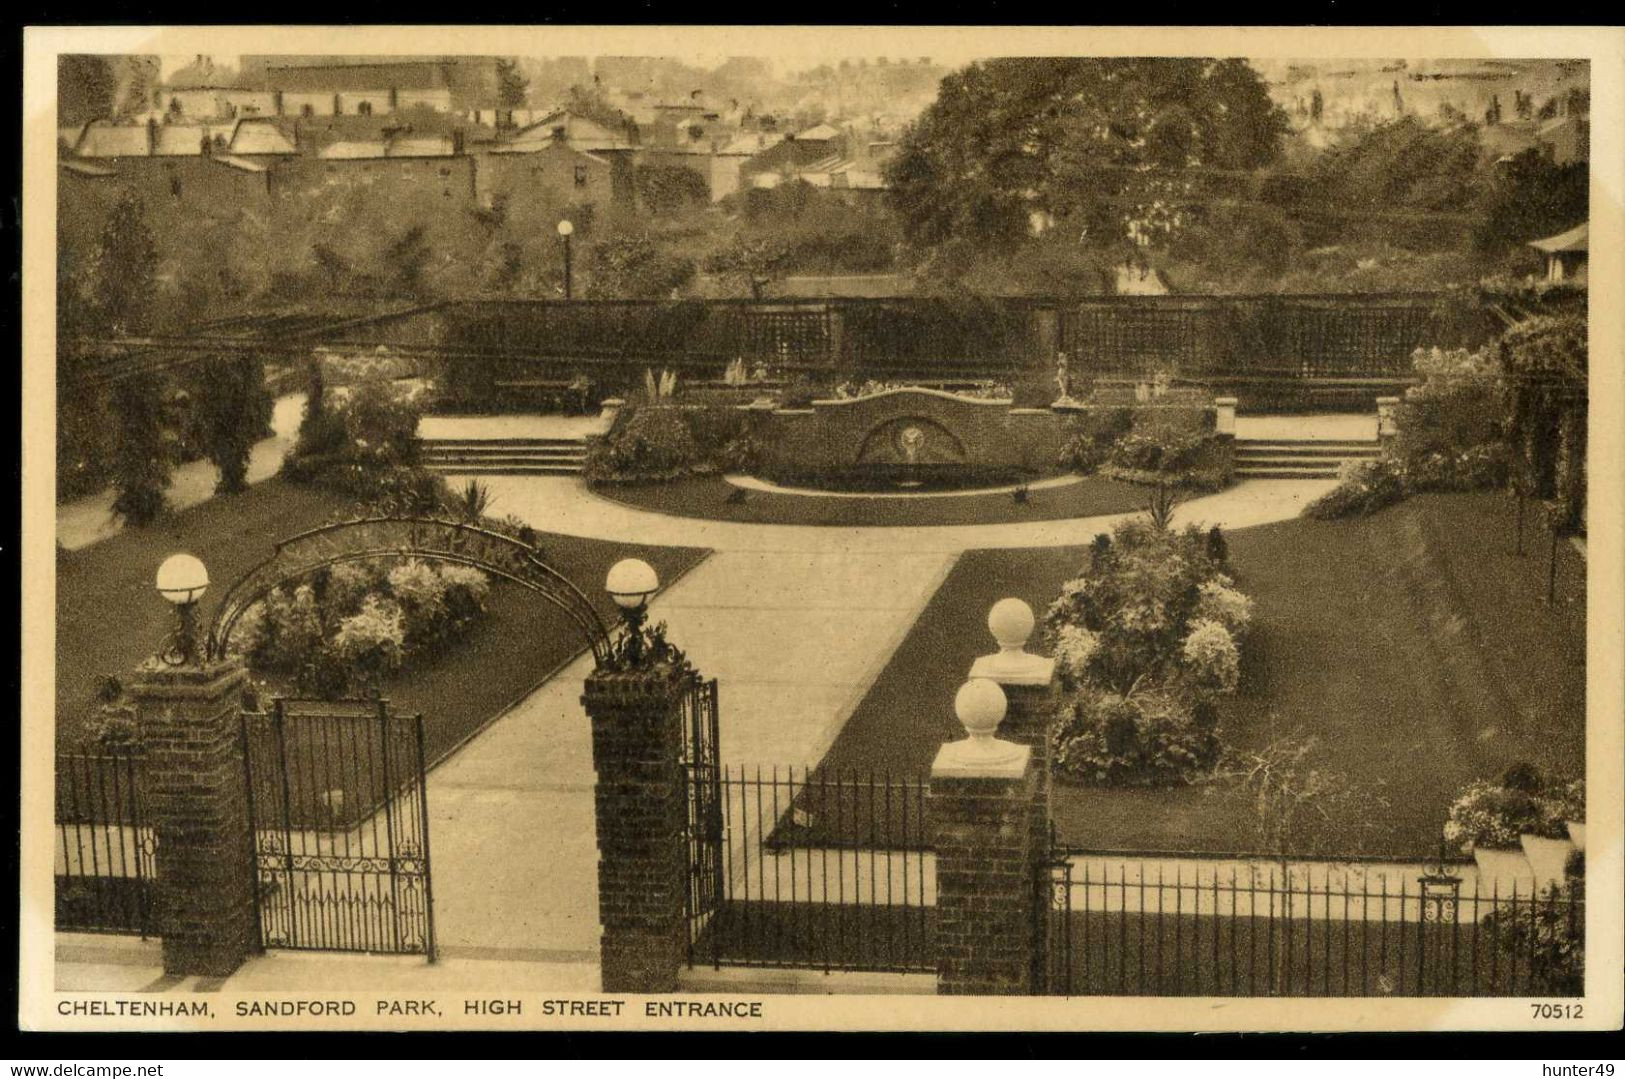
[{"xmin": 203, "ymin": 516, "xmax": 613, "ymax": 666}]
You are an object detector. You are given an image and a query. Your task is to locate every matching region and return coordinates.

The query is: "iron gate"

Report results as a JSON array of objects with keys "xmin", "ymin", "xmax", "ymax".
[
  {"xmin": 681, "ymin": 675, "xmax": 725, "ymax": 957},
  {"xmin": 241, "ymin": 696, "xmax": 436, "ymax": 959}
]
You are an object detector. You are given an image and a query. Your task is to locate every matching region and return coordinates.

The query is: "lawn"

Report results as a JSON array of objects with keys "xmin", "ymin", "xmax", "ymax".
[
  {"xmin": 810, "ymin": 493, "xmax": 1587, "ymax": 858},
  {"xmin": 593, "ymin": 473, "xmax": 1152, "ymax": 527},
  {"xmin": 55, "ymin": 477, "xmax": 709, "ymax": 763}
]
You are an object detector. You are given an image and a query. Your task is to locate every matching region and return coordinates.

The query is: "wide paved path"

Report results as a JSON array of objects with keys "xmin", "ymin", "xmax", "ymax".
[{"xmin": 419, "ymin": 474, "xmax": 1334, "ymax": 968}]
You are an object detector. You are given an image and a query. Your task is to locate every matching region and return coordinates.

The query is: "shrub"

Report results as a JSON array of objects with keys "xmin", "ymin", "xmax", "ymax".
[
  {"xmin": 283, "ymin": 375, "xmax": 426, "ymax": 500},
  {"xmin": 231, "ymin": 560, "xmax": 490, "ymax": 696},
  {"xmin": 438, "ymin": 563, "xmax": 492, "ymax": 633},
  {"xmin": 1052, "ymin": 623, "xmax": 1102, "ymax": 690},
  {"xmin": 1059, "ymin": 407, "xmax": 1135, "ymax": 475},
  {"xmin": 1181, "ymin": 618, "xmax": 1241, "ymax": 695},
  {"xmin": 236, "ymin": 584, "xmax": 325, "ymax": 673},
  {"xmin": 582, "ymin": 405, "xmax": 701, "ymax": 484},
  {"xmin": 1303, "ymin": 457, "xmax": 1409, "ymax": 519},
  {"xmin": 332, "ymin": 595, "xmax": 407, "ymax": 682},
  {"xmin": 1052, "ymin": 685, "xmax": 1221, "ymax": 787},
  {"xmin": 1195, "ymin": 577, "xmax": 1253, "ymax": 638},
  {"xmin": 1102, "ymin": 421, "xmax": 1231, "ymax": 490},
  {"xmin": 1480, "ymin": 878, "xmax": 1583, "ymax": 994},
  {"xmin": 1044, "ymin": 518, "xmax": 1231, "ymax": 692},
  {"xmin": 108, "ymin": 377, "xmax": 177, "ymax": 526},
  {"xmin": 387, "ymin": 559, "xmax": 450, "ymax": 648},
  {"xmin": 1443, "ymin": 765, "xmax": 1584, "ymax": 854},
  {"xmin": 1043, "ymin": 516, "xmax": 1246, "ymax": 787},
  {"xmin": 87, "ymin": 702, "xmax": 140, "ymax": 748},
  {"xmin": 1109, "ymin": 423, "xmax": 1209, "ymax": 473}
]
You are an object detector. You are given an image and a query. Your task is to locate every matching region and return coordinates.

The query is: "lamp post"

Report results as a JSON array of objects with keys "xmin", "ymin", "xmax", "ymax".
[
  {"xmin": 557, "ymin": 218, "xmax": 574, "ymax": 300},
  {"xmin": 155, "ymin": 552, "xmax": 210, "ymax": 667},
  {"xmin": 605, "ymin": 557, "xmax": 659, "ymax": 666}
]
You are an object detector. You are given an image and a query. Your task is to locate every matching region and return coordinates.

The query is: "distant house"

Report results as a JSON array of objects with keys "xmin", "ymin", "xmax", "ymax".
[
  {"xmin": 273, "ymin": 131, "xmax": 474, "ymax": 205},
  {"xmin": 261, "ymin": 61, "xmax": 454, "ymax": 118},
  {"xmin": 487, "ymin": 111, "xmax": 636, "ymax": 209},
  {"xmin": 740, "ymin": 123, "xmax": 849, "ymax": 186},
  {"xmin": 710, "ymin": 132, "xmax": 785, "ymax": 201},
  {"xmin": 1528, "ymin": 222, "xmax": 1587, "ymax": 284},
  {"xmin": 61, "ymin": 119, "xmax": 274, "ymax": 203},
  {"xmin": 476, "ymin": 137, "xmax": 619, "ymax": 212},
  {"xmin": 227, "ymin": 118, "xmax": 298, "ymax": 157}
]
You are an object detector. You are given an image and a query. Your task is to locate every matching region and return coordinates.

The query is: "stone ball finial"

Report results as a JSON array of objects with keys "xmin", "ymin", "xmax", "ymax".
[
  {"xmin": 946, "ymin": 678, "xmax": 1024, "ymax": 768},
  {"xmin": 954, "ymin": 677, "xmax": 1008, "ymax": 741},
  {"xmin": 988, "ymin": 597, "xmax": 1035, "ymax": 651}
]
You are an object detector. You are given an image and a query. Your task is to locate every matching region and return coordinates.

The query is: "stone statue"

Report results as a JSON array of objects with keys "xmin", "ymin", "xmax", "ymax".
[{"xmin": 1054, "ymin": 351, "xmax": 1072, "ymax": 404}]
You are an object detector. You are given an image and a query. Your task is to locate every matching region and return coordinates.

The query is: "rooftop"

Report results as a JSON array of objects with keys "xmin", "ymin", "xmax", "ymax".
[
  {"xmin": 1528, "ymin": 222, "xmax": 1587, "ymax": 254},
  {"xmin": 259, "ymin": 61, "xmax": 450, "ymax": 94}
]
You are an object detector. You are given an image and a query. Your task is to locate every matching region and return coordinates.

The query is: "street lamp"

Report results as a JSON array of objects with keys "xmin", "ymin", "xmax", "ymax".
[
  {"xmin": 605, "ymin": 557, "xmax": 659, "ymax": 665},
  {"xmin": 557, "ymin": 219, "xmax": 574, "ymax": 300},
  {"xmin": 155, "ymin": 552, "xmax": 209, "ymax": 667}
]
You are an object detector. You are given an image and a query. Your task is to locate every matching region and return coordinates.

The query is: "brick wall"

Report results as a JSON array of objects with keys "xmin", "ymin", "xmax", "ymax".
[{"xmin": 757, "ymin": 390, "xmax": 1069, "ymax": 474}]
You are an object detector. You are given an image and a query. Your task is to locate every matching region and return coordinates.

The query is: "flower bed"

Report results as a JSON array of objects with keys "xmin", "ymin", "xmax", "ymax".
[
  {"xmin": 231, "ymin": 558, "xmax": 492, "ymax": 698},
  {"xmin": 1443, "ymin": 764, "xmax": 1585, "ymax": 855},
  {"xmin": 1306, "ymin": 344, "xmax": 1513, "ymax": 520},
  {"xmin": 1043, "ymin": 519, "xmax": 1250, "ymax": 787}
]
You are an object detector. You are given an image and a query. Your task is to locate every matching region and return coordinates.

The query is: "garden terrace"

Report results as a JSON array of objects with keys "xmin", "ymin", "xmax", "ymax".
[
  {"xmin": 55, "ymin": 476, "xmax": 708, "ymax": 762},
  {"xmin": 805, "ymin": 492, "xmax": 1585, "ymax": 858}
]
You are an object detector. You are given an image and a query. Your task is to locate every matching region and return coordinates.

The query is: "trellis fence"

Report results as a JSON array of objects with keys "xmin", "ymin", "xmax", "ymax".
[{"xmin": 426, "ymin": 293, "xmax": 1457, "ymax": 400}]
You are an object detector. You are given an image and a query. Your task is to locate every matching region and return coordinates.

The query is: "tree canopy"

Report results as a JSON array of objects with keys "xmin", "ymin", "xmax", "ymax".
[{"xmin": 885, "ymin": 58, "xmax": 1290, "ymax": 252}]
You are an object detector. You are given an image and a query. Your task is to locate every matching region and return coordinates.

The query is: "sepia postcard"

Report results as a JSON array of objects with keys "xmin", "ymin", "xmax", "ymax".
[{"xmin": 17, "ymin": 24, "xmax": 1625, "ymax": 1034}]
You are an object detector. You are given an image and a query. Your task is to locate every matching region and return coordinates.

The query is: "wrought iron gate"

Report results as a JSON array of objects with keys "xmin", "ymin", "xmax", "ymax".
[
  {"xmin": 241, "ymin": 697, "xmax": 436, "ymax": 959},
  {"xmin": 680, "ymin": 674, "xmax": 725, "ymax": 956}
]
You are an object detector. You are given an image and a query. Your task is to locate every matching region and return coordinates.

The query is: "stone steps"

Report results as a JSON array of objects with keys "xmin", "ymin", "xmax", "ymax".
[
  {"xmin": 421, "ymin": 436, "xmax": 588, "ymax": 475},
  {"xmin": 1234, "ymin": 438, "xmax": 1381, "ymax": 479}
]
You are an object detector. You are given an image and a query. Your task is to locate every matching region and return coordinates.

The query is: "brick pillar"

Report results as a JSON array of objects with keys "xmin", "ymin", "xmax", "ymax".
[
  {"xmin": 929, "ymin": 685, "xmax": 1041, "ymax": 996},
  {"xmin": 969, "ymin": 598, "xmax": 1058, "ymax": 991},
  {"xmin": 128, "ymin": 658, "xmax": 258, "ymax": 977},
  {"xmin": 583, "ymin": 665, "xmax": 690, "ymax": 993}
]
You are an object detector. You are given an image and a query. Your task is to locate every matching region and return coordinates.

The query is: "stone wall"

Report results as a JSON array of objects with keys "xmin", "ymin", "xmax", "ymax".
[
  {"xmin": 751, "ymin": 388, "xmax": 1217, "ymax": 477},
  {"xmin": 755, "ymin": 389, "xmax": 1066, "ymax": 474}
]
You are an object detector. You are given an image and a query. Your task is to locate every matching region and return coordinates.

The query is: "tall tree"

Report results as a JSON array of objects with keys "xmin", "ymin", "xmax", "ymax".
[
  {"xmin": 90, "ymin": 191, "xmax": 158, "ymax": 336},
  {"xmin": 1473, "ymin": 148, "xmax": 1588, "ymax": 254},
  {"xmin": 108, "ymin": 375, "xmax": 175, "ymax": 526},
  {"xmin": 495, "ymin": 57, "xmax": 529, "ymax": 111},
  {"xmin": 58, "ymin": 55, "xmax": 118, "ymax": 126},
  {"xmin": 885, "ymin": 58, "xmax": 1289, "ymax": 253},
  {"xmin": 197, "ymin": 353, "xmax": 270, "ymax": 494}
]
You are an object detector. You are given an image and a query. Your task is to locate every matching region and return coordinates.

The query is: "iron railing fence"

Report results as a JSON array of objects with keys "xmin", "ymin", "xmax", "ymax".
[
  {"xmin": 54, "ymin": 746, "xmax": 155, "ymax": 936},
  {"xmin": 686, "ymin": 765, "xmax": 935, "ymax": 974},
  {"xmin": 1046, "ymin": 857, "xmax": 1584, "ymax": 997}
]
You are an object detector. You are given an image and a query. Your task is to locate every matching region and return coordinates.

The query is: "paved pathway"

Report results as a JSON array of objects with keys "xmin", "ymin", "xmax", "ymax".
[
  {"xmin": 57, "ymin": 393, "xmax": 306, "ymax": 551},
  {"xmin": 57, "ymin": 429, "xmax": 1337, "ymax": 989},
  {"xmin": 412, "ymin": 472, "xmax": 1337, "ymax": 973}
]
